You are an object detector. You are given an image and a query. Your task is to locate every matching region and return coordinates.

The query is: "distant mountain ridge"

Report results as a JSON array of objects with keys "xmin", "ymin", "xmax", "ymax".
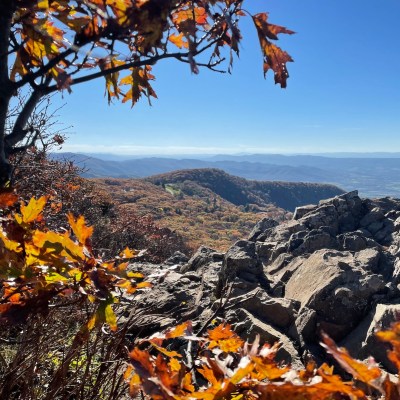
[
  {"xmin": 147, "ymin": 168, "xmax": 344, "ymax": 212},
  {"xmin": 52, "ymin": 152, "xmax": 400, "ymax": 198}
]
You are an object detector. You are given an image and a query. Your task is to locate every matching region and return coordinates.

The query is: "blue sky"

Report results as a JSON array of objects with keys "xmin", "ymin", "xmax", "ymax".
[{"xmin": 57, "ymin": 0, "xmax": 400, "ymax": 155}]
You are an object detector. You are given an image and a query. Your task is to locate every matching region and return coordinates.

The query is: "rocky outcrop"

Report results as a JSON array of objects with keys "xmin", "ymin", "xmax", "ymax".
[{"xmin": 127, "ymin": 190, "xmax": 400, "ymax": 372}]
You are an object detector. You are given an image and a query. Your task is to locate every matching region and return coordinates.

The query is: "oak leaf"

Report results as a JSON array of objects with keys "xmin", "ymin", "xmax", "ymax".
[{"xmin": 15, "ymin": 196, "xmax": 47, "ymax": 224}]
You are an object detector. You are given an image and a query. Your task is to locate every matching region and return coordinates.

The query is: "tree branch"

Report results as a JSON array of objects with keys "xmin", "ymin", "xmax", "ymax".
[
  {"xmin": 44, "ymin": 34, "xmax": 226, "ymax": 94},
  {"xmin": 5, "ymin": 79, "xmax": 49, "ymax": 149},
  {"xmin": 44, "ymin": 51, "xmax": 185, "ymax": 94},
  {"xmin": 15, "ymin": 48, "xmax": 75, "ymax": 89}
]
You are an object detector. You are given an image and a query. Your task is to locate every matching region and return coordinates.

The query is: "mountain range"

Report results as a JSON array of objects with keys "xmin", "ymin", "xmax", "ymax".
[{"xmin": 52, "ymin": 152, "xmax": 400, "ymax": 198}]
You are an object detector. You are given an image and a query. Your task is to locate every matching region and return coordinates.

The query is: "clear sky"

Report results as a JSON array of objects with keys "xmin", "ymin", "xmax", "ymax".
[{"xmin": 57, "ymin": 0, "xmax": 400, "ymax": 155}]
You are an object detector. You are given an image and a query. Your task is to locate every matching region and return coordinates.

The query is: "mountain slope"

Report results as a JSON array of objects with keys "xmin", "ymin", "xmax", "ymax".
[
  {"xmin": 147, "ymin": 168, "xmax": 344, "ymax": 212},
  {"xmin": 92, "ymin": 176, "xmax": 290, "ymax": 251}
]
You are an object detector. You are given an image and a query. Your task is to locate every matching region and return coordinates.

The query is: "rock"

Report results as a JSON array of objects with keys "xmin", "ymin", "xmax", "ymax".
[
  {"xmin": 216, "ymin": 240, "xmax": 263, "ymax": 296},
  {"xmin": 341, "ymin": 303, "xmax": 400, "ymax": 373},
  {"xmin": 299, "ymin": 204, "xmax": 339, "ymax": 235},
  {"xmin": 180, "ymin": 246, "xmax": 223, "ymax": 273},
  {"xmin": 248, "ymin": 217, "xmax": 279, "ymax": 241},
  {"xmin": 164, "ymin": 251, "xmax": 189, "ymax": 266},
  {"xmin": 293, "ymin": 204, "xmax": 318, "ymax": 220},
  {"xmin": 284, "ymin": 250, "xmax": 386, "ymax": 339},
  {"xmin": 124, "ymin": 190, "xmax": 400, "ymax": 376},
  {"xmin": 373, "ymin": 219, "xmax": 395, "ymax": 244},
  {"xmin": 261, "ymin": 220, "xmax": 307, "ymax": 244},
  {"xmin": 256, "ymin": 241, "xmax": 276, "ymax": 260},
  {"xmin": 293, "ymin": 229, "xmax": 338, "ymax": 255},
  {"xmin": 360, "ymin": 207, "xmax": 385, "ymax": 228},
  {"xmin": 228, "ymin": 289, "xmax": 299, "ymax": 329},
  {"xmin": 264, "ymin": 253, "xmax": 293, "ymax": 275},
  {"xmin": 338, "ymin": 232, "xmax": 368, "ymax": 252},
  {"xmin": 354, "ymin": 248, "xmax": 381, "ymax": 271},
  {"xmin": 288, "ymin": 307, "xmax": 317, "ymax": 344},
  {"xmin": 227, "ymin": 308, "xmax": 303, "ymax": 369}
]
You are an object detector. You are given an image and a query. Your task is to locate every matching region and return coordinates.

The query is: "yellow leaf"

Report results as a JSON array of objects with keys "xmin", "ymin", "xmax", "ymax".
[
  {"xmin": 0, "ymin": 231, "xmax": 22, "ymax": 253},
  {"xmin": 127, "ymin": 271, "xmax": 144, "ymax": 279},
  {"xmin": 67, "ymin": 213, "xmax": 93, "ymax": 244},
  {"xmin": 44, "ymin": 271, "xmax": 69, "ymax": 284},
  {"xmin": 119, "ymin": 247, "xmax": 137, "ymax": 258},
  {"xmin": 38, "ymin": 0, "xmax": 49, "ymax": 9},
  {"xmin": 105, "ymin": 303, "xmax": 117, "ymax": 331},
  {"xmin": 169, "ymin": 358, "xmax": 181, "ymax": 372},
  {"xmin": 16, "ymin": 196, "xmax": 47, "ymax": 224},
  {"xmin": 136, "ymin": 281, "xmax": 151, "ymax": 289},
  {"xmin": 87, "ymin": 313, "xmax": 96, "ymax": 330},
  {"xmin": 32, "ymin": 230, "xmax": 85, "ymax": 261}
]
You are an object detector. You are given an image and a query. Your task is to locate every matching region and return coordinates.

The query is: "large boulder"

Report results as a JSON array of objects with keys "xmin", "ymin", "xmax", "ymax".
[{"xmin": 284, "ymin": 250, "xmax": 386, "ymax": 339}]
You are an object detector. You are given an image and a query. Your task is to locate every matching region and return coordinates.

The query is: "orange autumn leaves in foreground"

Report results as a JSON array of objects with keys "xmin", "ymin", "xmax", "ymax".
[
  {"xmin": 127, "ymin": 321, "xmax": 400, "ymax": 399},
  {"xmin": 1, "ymin": 193, "xmax": 400, "ymax": 399},
  {"xmin": 0, "ymin": 193, "xmax": 150, "ymax": 329}
]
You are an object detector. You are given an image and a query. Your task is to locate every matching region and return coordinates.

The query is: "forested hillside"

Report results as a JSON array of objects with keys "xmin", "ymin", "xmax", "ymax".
[
  {"xmin": 94, "ymin": 169, "xmax": 343, "ymax": 251},
  {"xmin": 147, "ymin": 168, "xmax": 344, "ymax": 211}
]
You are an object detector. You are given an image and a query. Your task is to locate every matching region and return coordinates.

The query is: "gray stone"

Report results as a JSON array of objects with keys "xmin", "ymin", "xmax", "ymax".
[
  {"xmin": 180, "ymin": 246, "xmax": 223, "ymax": 273},
  {"xmin": 293, "ymin": 230, "xmax": 338, "ymax": 255},
  {"xmin": 284, "ymin": 250, "xmax": 386, "ymax": 339},
  {"xmin": 299, "ymin": 204, "xmax": 339, "ymax": 234},
  {"xmin": 256, "ymin": 241, "xmax": 276, "ymax": 260},
  {"xmin": 216, "ymin": 240, "xmax": 262, "ymax": 296},
  {"xmin": 164, "ymin": 251, "xmax": 189, "ymax": 266},
  {"xmin": 360, "ymin": 208, "xmax": 385, "ymax": 228},
  {"xmin": 293, "ymin": 204, "xmax": 318, "ymax": 220},
  {"xmin": 338, "ymin": 232, "xmax": 368, "ymax": 252},
  {"xmin": 264, "ymin": 253, "xmax": 293, "ymax": 275},
  {"xmin": 288, "ymin": 307, "xmax": 318, "ymax": 344},
  {"xmin": 354, "ymin": 248, "xmax": 381, "ymax": 271},
  {"xmin": 230, "ymin": 290, "xmax": 298, "ymax": 329},
  {"xmin": 248, "ymin": 217, "xmax": 279, "ymax": 241}
]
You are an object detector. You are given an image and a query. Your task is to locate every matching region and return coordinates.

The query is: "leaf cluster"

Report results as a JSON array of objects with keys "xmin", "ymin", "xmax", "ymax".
[
  {"xmin": 0, "ymin": 192, "xmax": 149, "ymax": 330},
  {"xmin": 126, "ymin": 321, "xmax": 400, "ymax": 400},
  {"xmin": 9, "ymin": 0, "xmax": 294, "ymax": 101}
]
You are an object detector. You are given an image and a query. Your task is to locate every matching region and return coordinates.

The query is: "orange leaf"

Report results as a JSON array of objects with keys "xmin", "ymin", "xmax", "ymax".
[
  {"xmin": 119, "ymin": 247, "xmax": 137, "ymax": 258},
  {"xmin": 169, "ymin": 33, "xmax": 188, "ymax": 49},
  {"xmin": 67, "ymin": 213, "xmax": 93, "ymax": 245},
  {"xmin": 252, "ymin": 13, "xmax": 294, "ymax": 88},
  {"xmin": 321, "ymin": 333, "xmax": 383, "ymax": 391},
  {"xmin": 166, "ymin": 321, "xmax": 192, "ymax": 338},
  {"xmin": 208, "ymin": 324, "xmax": 244, "ymax": 353},
  {"xmin": 0, "ymin": 192, "xmax": 18, "ymax": 208},
  {"xmin": 198, "ymin": 365, "xmax": 219, "ymax": 386},
  {"xmin": 150, "ymin": 342, "xmax": 182, "ymax": 358}
]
